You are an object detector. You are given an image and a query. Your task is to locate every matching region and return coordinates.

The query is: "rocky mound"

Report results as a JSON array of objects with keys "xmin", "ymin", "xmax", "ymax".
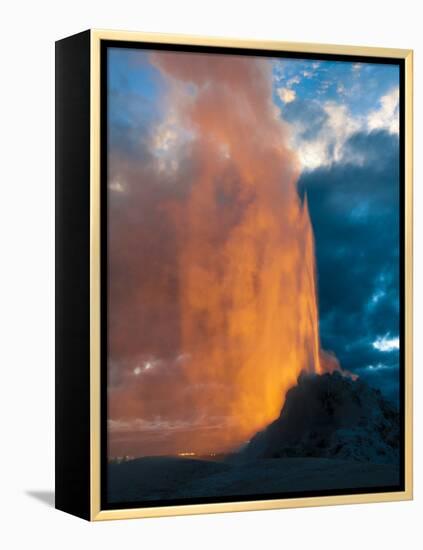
[{"xmin": 242, "ymin": 371, "xmax": 400, "ymax": 464}]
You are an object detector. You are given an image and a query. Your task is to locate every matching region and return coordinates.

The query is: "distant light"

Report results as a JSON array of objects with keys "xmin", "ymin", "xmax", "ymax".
[
  {"xmin": 372, "ymin": 335, "xmax": 399, "ymax": 352},
  {"xmin": 178, "ymin": 452, "xmax": 196, "ymax": 457}
]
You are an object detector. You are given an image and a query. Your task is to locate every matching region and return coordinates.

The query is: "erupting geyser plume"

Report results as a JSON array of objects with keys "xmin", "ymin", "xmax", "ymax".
[{"xmin": 108, "ymin": 51, "xmax": 341, "ymax": 458}]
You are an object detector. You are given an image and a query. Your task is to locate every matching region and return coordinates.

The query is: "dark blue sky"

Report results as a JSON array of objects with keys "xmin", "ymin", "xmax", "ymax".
[{"xmin": 299, "ymin": 130, "xmax": 400, "ymax": 403}]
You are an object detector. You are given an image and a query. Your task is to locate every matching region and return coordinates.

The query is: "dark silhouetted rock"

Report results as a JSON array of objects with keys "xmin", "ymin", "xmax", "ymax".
[{"xmin": 241, "ymin": 371, "xmax": 400, "ymax": 464}]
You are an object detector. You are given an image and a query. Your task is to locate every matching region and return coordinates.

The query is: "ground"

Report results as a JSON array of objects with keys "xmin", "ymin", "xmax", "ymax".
[{"xmin": 108, "ymin": 455, "xmax": 400, "ymax": 503}]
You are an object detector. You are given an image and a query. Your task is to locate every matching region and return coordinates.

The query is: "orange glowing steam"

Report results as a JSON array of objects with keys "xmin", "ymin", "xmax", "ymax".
[{"xmin": 148, "ymin": 51, "xmax": 324, "ymax": 452}]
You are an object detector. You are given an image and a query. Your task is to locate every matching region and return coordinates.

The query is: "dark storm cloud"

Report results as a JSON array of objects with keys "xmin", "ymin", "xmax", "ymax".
[{"xmin": 298, "ymin": 130, "xmax": 400, "ymax": 403}]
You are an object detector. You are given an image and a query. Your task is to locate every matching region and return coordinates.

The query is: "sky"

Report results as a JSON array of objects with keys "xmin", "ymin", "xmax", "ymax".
[
  {"xmin": 270, "ymin": 57, "xmax": 400, "ymax": 402},
  {"xmin": 107, "ymin": 47, "xmax": 400, "ymax": 457}
]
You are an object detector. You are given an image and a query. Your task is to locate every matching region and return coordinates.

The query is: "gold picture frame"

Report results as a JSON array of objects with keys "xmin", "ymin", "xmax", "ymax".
[{"xmin": 55, "ymin": 29, "xmax": 413, "ymax": 521}]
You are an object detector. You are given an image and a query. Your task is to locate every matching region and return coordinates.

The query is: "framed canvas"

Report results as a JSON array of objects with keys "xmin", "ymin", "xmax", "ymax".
[{"xmin": 55, "ymin": 29, "xmax": 413, "ymax": 521}]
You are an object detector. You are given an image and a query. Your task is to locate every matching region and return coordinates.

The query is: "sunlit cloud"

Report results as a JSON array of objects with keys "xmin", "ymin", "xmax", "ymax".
[
  {"xmin": 287, "ymin": 100, "xmax": 362, "ymax": 170},
  {"xmin": 149, "ymin": 109, "xmax": 195, "ymax": 175},
  {"xmin": 367, "ymin": 87, "xmax": 399, "ymax": 135},
  {"xmin": 287, "ymin": 75, "xmax": 301, "ymax": 87},
  {"xmin": 272, "ymin": 58, "xmax": 399, "ymax": 171},
  {"xmin": 372, "ymin": 335, "xmax": 400, "ymax": 352},
  {"xmin": 277, "ymin": 87, "xmax": 296, "ymax": 104},
  {"xmin": 284, "ymin": 86, "xmax": 400, "ymax": 171}
]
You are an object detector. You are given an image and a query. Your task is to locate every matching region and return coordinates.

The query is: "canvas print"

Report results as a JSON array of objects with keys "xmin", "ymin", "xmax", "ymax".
[{"xmin": 105, "ymin": 45, "xmax": 403, "ymax": 507}]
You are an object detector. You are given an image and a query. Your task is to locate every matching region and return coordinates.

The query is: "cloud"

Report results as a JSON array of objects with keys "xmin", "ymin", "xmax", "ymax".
[
  {"xmin": 372, "ymin": 335, "xmax": 400, "ymax": 352},
  {"xmin": 151, "ymin": 123, "xmax": 178, "ymax": 152},
  {"xmin": 285, "ymin": 100, "xmax": 361, "ymax": 170},
  {"xmin": 366, "ymin": 363, "xmax": 395, "ymax": 372},
  {"xmin": 283, "ymin": 85, "xmax": 400, "ymax": 170},
  {"xmin": 273, "ymin": 57, "xmax": 400, "ymax": 172},
  {"xmin": 287, "ymin": 75, "xmax": 301, "ymax": 87},
  {"xmin": 148, "ymin": 107, "xmax": 197, "ymax": 175},
  {"xmin": 109, "ymin": 180, "xmax": 126, "ymax": 193},
  {"xmin": 367, "ymin": 87, "xmax": 399, "ymax": 134},
  {"xmin": 272, "ymin": 59, "xmax": 320, "ymax": 90},
  {"xmin": 277, "ymin": 87, "xmax": 296, "ymax": 103}
]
